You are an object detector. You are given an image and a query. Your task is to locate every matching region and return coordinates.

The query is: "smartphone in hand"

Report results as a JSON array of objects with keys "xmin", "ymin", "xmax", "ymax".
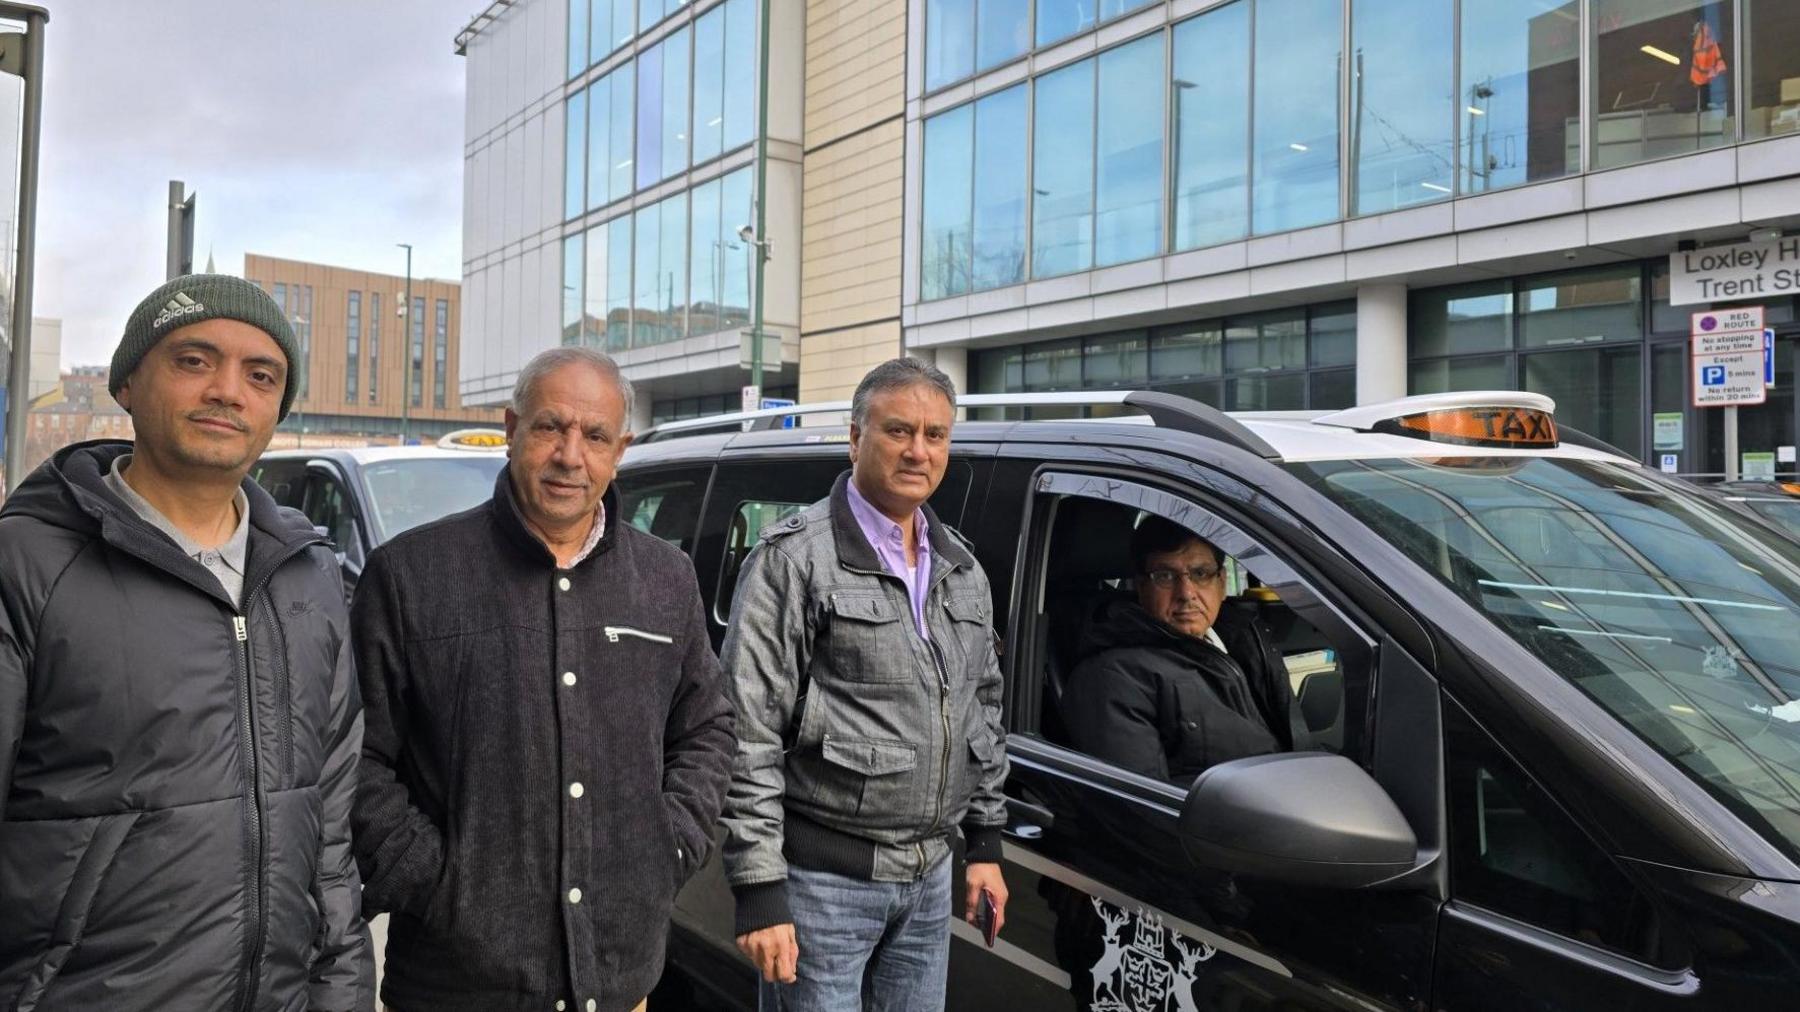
[{"xmin": 975, "ymin": 888, "xmax": 998, "ymax": 948}]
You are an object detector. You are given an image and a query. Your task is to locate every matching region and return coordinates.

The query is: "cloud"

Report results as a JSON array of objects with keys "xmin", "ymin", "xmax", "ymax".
[{"xmin": 27, "ymin": 0, "xmax": 471, "ymax": 366}]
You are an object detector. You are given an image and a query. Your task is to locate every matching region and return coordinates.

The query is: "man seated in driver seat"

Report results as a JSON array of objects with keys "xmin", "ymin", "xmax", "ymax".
[{"xmin": 1062, "ymin": 516, "xmax": 1294, "ymax": 784}]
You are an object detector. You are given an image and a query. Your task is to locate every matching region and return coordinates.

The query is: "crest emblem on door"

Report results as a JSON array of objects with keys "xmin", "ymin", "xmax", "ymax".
[{"xmin": 1089, "ymin": 896, "xmax": 1217, "ymax": 1012}]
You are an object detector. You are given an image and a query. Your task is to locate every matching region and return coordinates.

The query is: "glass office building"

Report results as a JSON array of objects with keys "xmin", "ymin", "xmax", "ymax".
[
  {"xmin": 460, "ymin": 0, "xmax": 802, "ymax": 428},
  {"xmin": 906, "ymin": 0, "xmax": 1800, "ymax": 477}
]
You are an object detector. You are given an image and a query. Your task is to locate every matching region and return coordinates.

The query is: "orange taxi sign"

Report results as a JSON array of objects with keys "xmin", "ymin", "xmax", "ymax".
[
  {"xmin": 438, "ymin": 428, "xmax": 508, "ymax": 450},
  {"xmin": 1374, "ymin": 407, "xmax": 1558, "ymax": 449}
]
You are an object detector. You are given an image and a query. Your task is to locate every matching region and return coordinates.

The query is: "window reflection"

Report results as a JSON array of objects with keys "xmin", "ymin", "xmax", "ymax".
[
  {"xmin": 565, "ymin": 90, "xmax": 587, "ymax": 220},
  {"xmin": 1518, "ymin": 266, "xmax": 1641, "ymax": 350},
  {"xmin": 1524, "ymin": 345, "xmax": 1644, "ymax": 457},
  {"xmin": 926, "ymin": 0, "xmax": 975, "ymax": 90},
  {"xmin": 1095, "ymin": 34, "xmax": 1164, "ymax": 267},
  {"xmin": 1172, "ymin": 3, "xmax": 1250, "ymax": 250},
  {"xmin": 1746, "ymin": 0, "xmax": 1800, "ymax": 138},
  {"xmin": 973, "ymin": 86, "xmax": 1029, "ymax": 290},
  {"xmin": 1592, "ymin": 0, "xmax": 1734, "ymax": 169},
  {"xmin": 921, "ymin": 103, "xmax": 974, "ymax": 300},
  {"xmin": 1032, "ymin": 58, "xmax": 1095, "ymax": 278},
  {"xmin": 1253, "ymin": 0, "xmax": 1341, "ymax": 234},
  {"xmin": 978, "ymin": 0, "xmax": 1030, "ymax": 74},
  {"xmin": 1351, "ymin": 0, "xmax": 1455, "ymax": 213},
  {"xmin": 1461, "ymin": 0, "xmax": 1580, "ymax": 192}
]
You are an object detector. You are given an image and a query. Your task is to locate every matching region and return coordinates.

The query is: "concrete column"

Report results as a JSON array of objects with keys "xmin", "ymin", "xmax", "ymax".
[
  {"xmin": 1355, "ymin": 283, "xmax": 1408, "ymax": 405},
  {"xmin": 930, "ymin": 346, "xmax": 970, "ymax": 420},
  {"xmin": 628, "ymin": 384, "xmax": 654, "ymax": 433}
]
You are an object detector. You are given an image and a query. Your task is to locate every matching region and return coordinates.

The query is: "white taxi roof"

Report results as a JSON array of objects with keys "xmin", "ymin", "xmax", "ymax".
[{"xmin": 1233, "ymin": 392, "xmax": 1633, "ymax": 465}]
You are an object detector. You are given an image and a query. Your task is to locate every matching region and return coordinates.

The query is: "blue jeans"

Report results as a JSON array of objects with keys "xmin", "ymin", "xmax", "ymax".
[{"xmin": 758, "ymin": 858, "xmax": 952, "ymax": 1012}]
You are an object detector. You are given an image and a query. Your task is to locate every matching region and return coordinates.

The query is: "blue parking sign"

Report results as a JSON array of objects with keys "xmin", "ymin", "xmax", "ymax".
[{"xmin": 1701, "ymin": 364, "xmax": 1727, "ymax": 386}]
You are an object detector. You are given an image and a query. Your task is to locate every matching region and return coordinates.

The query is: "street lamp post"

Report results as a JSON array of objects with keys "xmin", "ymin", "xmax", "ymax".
[
  {"xmin": 396, "ymin": 242, "xmax": 412, "ymax": 444},
  {"xmin": 1, "ymin": 5, "xmax": 48, "ymax": 490}
]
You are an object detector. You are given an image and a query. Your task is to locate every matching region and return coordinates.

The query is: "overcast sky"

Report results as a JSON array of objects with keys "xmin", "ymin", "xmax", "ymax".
[{"xmin": 24, "ymin": 0, "xmax": 470, "ymax": 367}]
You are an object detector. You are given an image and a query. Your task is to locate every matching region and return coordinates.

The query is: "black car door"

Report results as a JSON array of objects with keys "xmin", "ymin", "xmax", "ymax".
[{"xmin": 948, "ymin": 446, "xmax": 1444, "ymax": 1012}]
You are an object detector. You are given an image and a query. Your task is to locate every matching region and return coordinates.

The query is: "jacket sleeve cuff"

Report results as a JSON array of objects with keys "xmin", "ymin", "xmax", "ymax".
[
  {"xmin": 962, "ymin": 823, "xmax": 1004, "ymax": 865},
  {"xmin": 731, "ymin": 879, "xmax": 793, "ymax": 937}
]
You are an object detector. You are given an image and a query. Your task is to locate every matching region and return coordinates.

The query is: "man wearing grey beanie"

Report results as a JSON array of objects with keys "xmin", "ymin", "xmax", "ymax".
[{"xmin": 0, "ymin": 274, "xmax": 374, "ymax": 1010}]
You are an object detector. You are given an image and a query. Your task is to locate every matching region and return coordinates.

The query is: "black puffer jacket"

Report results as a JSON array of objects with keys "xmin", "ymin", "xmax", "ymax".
[
  {"xmin": 1061, "ymin": 598, "xmax": 1294, "ymax": 784},
  {"xmin": 0, "ymin": 441, "xmax": 372, "ymax": 1011}
]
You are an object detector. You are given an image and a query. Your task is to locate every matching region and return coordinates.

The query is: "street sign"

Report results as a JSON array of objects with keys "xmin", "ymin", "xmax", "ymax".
[
  {"xmin": 1692, "ymin": 308, "xmax": 1768, "ymax": 407},
  {"xmin": 1668, "ymin": 237, "xmax": 1800, "ymax": 306},
  {"xmin": 1659, "ymin": 454, "xmax": 1679, "ymax": 474},
  {"xmin": 741, "ymin": 384, "xmax": 760, "ymax": 413},
  {"xmin": 760, "ymin": 397, "xmax": 797, "ymax": 429}
]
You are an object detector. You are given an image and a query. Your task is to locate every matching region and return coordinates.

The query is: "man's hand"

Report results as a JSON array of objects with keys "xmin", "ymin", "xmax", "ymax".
[
  {"xmin": 964, "ymin": 862, "xmax": 1008, "ymax": 936},
  {"xmin": 736, "ymin": 923, "xmax": 799, "ymax": 984}
]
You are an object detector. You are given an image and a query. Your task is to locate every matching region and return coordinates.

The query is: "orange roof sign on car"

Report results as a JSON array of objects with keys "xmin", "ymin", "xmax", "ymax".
[
  {"xmin": 1311, "ymin": 391, "xmax": 1561, "ymax": 449},
  {"xmin": 437, "ymin": 428, "xmax": 508, "ymax": 450}
]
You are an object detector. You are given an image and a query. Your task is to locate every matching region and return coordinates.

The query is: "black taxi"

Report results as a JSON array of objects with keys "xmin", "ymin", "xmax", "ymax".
[{"xmin": 617, "ymin": 390, "xmax": 1800, "ymax": 1011}]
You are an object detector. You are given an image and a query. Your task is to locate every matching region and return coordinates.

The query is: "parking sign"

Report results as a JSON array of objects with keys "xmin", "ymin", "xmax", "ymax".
[{"xmin": 1692, "ymin": 307, "xmax": 1768, "ymax": 407}]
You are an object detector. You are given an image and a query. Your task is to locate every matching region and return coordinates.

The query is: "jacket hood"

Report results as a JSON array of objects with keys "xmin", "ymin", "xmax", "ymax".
[{"xmin": 2, "ymin": 439, "xmax": 320, "ymax": 552}]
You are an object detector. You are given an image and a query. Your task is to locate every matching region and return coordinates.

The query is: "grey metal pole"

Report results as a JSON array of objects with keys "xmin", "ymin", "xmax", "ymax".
[
  {"xmin": 397, "ymin": 242, "xmax": 412, "ymax": 443},
  {"xmin": 749, "ymin": 0, "xmax": 771, "ymax": 400},
  {"xmin": 4, "ymin": 6, "xmax": 46, "ymax": 489},
  {"xmin": 1724, "ymin": 405, "xmax": 1739, "ymax": 481},
  {"xmin": 165, "ymin": 180, "xmax": 185, "ymax": 280}
]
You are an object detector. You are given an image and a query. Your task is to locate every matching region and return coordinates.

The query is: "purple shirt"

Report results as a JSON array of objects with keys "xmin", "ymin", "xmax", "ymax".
[{"xmin": 845, "ymin": 478, "xmax": 933, "ymax": 640}]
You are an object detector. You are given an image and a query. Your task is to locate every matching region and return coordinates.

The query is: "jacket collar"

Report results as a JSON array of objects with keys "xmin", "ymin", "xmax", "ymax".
[
  {"xmin": 490, "ymin": 465, "xmax": 620, "ymax": 569},
  {"xmin": 827, "ymin": 470, "xmax": 973, "ymax": 575},
  {"xmin": 1, "ymin": 439, "xmax": 324, "ymax": 607}
]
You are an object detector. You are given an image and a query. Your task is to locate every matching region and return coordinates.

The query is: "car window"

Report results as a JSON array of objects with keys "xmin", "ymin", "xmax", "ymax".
[
  {"xmin": 360, "ymin": 456, "xmax": 507, "ymax": 543},
  {"xmin": 250, "ymin": 459, "xmax": 309, "ymax": 510},
  {"xmin": 614, "ymin": 466, "xmax": 712, "ymax": 552},
  {"xmin": 1447, "ymin": 699, "xmax": 1672, "ymax": 967},
  {"xmin": 302, "ymin": 474, "xmax": 362, "ymax": 564},
  {"xmin": 1024, "ymin": 473, "xmax": 1366, "ymax": 788},
  {"xmin": 1294, "ymin": 456, "xmax": 1800, "ymax": 862},
  {"xmin": 715, "ymin": 499, "xmax": 808, "ymax": 625}
]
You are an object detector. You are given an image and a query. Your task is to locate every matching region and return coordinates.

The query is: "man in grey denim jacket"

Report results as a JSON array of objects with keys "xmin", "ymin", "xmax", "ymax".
[{"xmin": 721, "ymin": 357, "xmax": 1010, "ymax": 1011}]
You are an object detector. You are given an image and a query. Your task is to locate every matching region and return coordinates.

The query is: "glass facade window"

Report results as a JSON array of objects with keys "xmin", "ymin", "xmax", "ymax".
[
  {"xmin": 639, "ymin": 0, "xmax": 685, "ymax": 33},
  {"xmin": 345, "ymin": 291, "xmax": 360, "ymax": 404},
  {"xmin": 568, "ymin": 0, "xmax": 588, "ymax": 79},
  {"xmin": 1350, "ymin": 0, "xmax": 1455, "ymax": 213},
  {"xmin": 1409, "ymin": 353, "xmax": 1510, "ymax": 394},
  {"xmin": 971, "ymin": 301, "xmax": 1356, "ymax": 413},
  {"xmin": 368, "ymin": 293, "xmax": 380, "ymax": 403},
  {"xmin": 411, "ymin": 296, "xmax": 426, "ymax": 407},
  {"xmin": 1253, "ymin": 0, "xmax": 1341, "ymax": 234},
  {"xmin": 1172, "ymin": 3, "xmax": 1250, "ymax": 250},
  {"xmin": 608, "ymin": 220, "xmax": 634, "ymax": 350},
  {"xmin": 1592, "ymin": 0, "xmax": 1734, "ymax": 170},
  {"xmin": 635, "ymin": 42, "xmax": 663, "ymax": 191},
  {"xmin": 434, "ymin": 300, "xmax": 449, "ymax": 408},
  {"xmin": 972, "ymin": 86, "xmax": 1028, "ymax": 291},
  {"xmin": 688, "ymin": 178, "xmax": 724, "ymax": 337},
  {"xmin": 723, "ymin": 0, "xmax": 756, "ymax": 152},
  {"xmin": 978, "ymin": 0, "xmax": 1030, "ymax": 75},
  {"xmin": 585, "ymin": 68, "xmax": 632, "ymax": 211},
  {"xmin": 1032, "ymin": 57, "xmax": 1095, "ymax": 278},
  {"xmin": 1036, "ymin": 0, "xmax": 1154, "ymax": 48},
  {"xmin": 565, "ymin": 89, "xmax": 587, "ymax": 220},
  {"xmin": 295, "ymin": 286, "xmax": 312, "ymax": 402},
  {"xmin": 926, "ymin": 0, "xmax": 975, "ymax": 91},
  {"xmin": 631, "ymin": 194, "xmax": 689, "ymax": 347},
  {"xmin": 1461, "ymin": 0, "xmax": 1579, "ymax": 193},
  {"xmin": 1746, "ymin": 0, "xmax": 1800, "ymax": 139},
  {"xmin": 591, "ymin": 0, "xmax": 635, "ymax": 65},
  {"xmin": 661, "ymin": 27, "xmax": 691, "ymax": 182},
  {"xmin": 1095, "ymin": 34, "xmax": 1163, "ymax": 267},
  {"xmin": 1524, "ymin": 345, "xmax": 1643, "ymax": 456},
  {"xmin": 584, "ymin": 220, "xmax": 611, "ymax": 347},
  {"xmin": 693, "ymin": 3, "xmax": 727, "ymax": 164},
  {"xmin": 1518, "ymin": 265, "xmax": 1641, "ymax": 349},
  {"xmin": 922, "ymin": 103, "xmax": 974, "ymax": 300},
  {"xmin": 1410, "ymin": 280, "xmax": 1513, "ymax": 357},
  {"xmin": 564, "ymin": 236, "xmax": 585, "ymax": 346}
]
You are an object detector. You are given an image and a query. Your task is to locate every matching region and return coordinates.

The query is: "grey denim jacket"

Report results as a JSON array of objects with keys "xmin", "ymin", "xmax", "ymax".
[{"xmin": 720, "ymin": 472, "xmax": 1009, "ymax": 933}]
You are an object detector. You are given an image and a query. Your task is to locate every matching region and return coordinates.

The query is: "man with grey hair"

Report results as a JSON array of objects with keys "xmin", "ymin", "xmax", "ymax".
[
  {"xmin": 351, "ymin": 346, "xmax": 735, "ymax": 1012},
  {"xmin": 722, "ymin": 356, "xmax": 1010, "ymax": 1011}
]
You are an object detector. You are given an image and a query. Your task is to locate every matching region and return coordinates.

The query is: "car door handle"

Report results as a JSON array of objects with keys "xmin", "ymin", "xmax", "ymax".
[{"xmin": 1004, "ymin": 797, "xmax": 1054, "ymax": 840}]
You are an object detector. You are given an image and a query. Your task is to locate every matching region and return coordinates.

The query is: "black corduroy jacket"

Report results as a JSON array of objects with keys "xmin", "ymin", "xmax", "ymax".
[{"xmin": 349, "ymin": 472, "xmax": 735, "ymax": 1012}]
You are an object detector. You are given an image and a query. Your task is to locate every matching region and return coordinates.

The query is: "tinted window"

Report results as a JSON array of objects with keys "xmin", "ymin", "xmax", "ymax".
[
  {"xmin": 251, "ymin": 459, "xmax": 310, "ymax": 510},
  {"xmin": 614, "ymin": 465, "xmax": 712, "ymax": 553},
  {"xmin": 1447, "ymin": 700, "xmax": 1669, "ymax": 965},
  {"xmin": 361, "ymin": 456, "xmax": 507, "ymax": 543}
]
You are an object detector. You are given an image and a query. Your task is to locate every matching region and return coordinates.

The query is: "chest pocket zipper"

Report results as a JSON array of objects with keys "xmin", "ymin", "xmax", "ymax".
[{"xmin": 605, "ymin": 625, "xmax": 674, "ymax": 644}]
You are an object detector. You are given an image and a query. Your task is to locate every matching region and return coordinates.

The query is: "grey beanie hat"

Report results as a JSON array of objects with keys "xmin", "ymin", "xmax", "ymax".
[{"xmin": 110, "ymin": 274, "xmax": 300, "ymax": 420}]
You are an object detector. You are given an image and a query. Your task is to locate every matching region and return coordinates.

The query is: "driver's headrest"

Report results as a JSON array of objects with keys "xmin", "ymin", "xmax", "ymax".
[{"xmin": 1047, "ymin": 497, "xmax": 1140, "ymax": 589}]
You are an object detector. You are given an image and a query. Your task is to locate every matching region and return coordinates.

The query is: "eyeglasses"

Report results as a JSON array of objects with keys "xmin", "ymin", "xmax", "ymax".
[{"xmin": 1142, "ymin": 564, "xmax": 1223, "ymax": 589}]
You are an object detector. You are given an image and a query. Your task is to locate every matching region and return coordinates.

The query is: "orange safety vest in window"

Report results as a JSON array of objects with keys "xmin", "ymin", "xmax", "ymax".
[{"xmin": 1691, "ymin": 22, "xmax": 1726, "ymax": 86}]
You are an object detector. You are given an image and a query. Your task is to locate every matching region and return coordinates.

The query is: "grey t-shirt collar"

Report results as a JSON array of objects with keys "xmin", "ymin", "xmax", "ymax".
[{"xmin": 102, "ymin": 453, "xmax": 250, "ymax": 604}]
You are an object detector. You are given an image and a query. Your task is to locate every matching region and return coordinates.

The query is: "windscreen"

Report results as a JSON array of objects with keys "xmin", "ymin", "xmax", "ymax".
[
  {"xmin": 1290, "ymin": 455, "xmax": 1800, "ymax": 859},
  {"xmin": 362, "ymin": 456, "xmax": 506, "ymax": 543}
]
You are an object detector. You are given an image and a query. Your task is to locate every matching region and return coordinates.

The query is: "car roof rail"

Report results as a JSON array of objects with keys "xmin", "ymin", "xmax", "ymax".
[{"xmin": 636, "ymin": 390, "xmax": 1281, "ymax": 458}]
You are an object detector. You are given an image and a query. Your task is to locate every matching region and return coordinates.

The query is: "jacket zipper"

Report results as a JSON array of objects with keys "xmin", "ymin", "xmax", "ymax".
[
  {"xmin": 604, "ymin": 625, "xmax": 673, "ymax": 644},
  {"xmin": 228, "ymin": 540, "xmax": 320, "ymax": 1012},
  {"xmin": 928, "ymin": 638, "xmax": 952, "ymax": 842},
  {"xmin": 230, "ymin": 613, "xmax": 267, "ymax": 1012}
]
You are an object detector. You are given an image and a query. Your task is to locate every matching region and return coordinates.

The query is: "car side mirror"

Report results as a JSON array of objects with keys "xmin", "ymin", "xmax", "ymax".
[{"xmin": 1179, "ymin": 752, "xmax": 1417, "ymax": 889}]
